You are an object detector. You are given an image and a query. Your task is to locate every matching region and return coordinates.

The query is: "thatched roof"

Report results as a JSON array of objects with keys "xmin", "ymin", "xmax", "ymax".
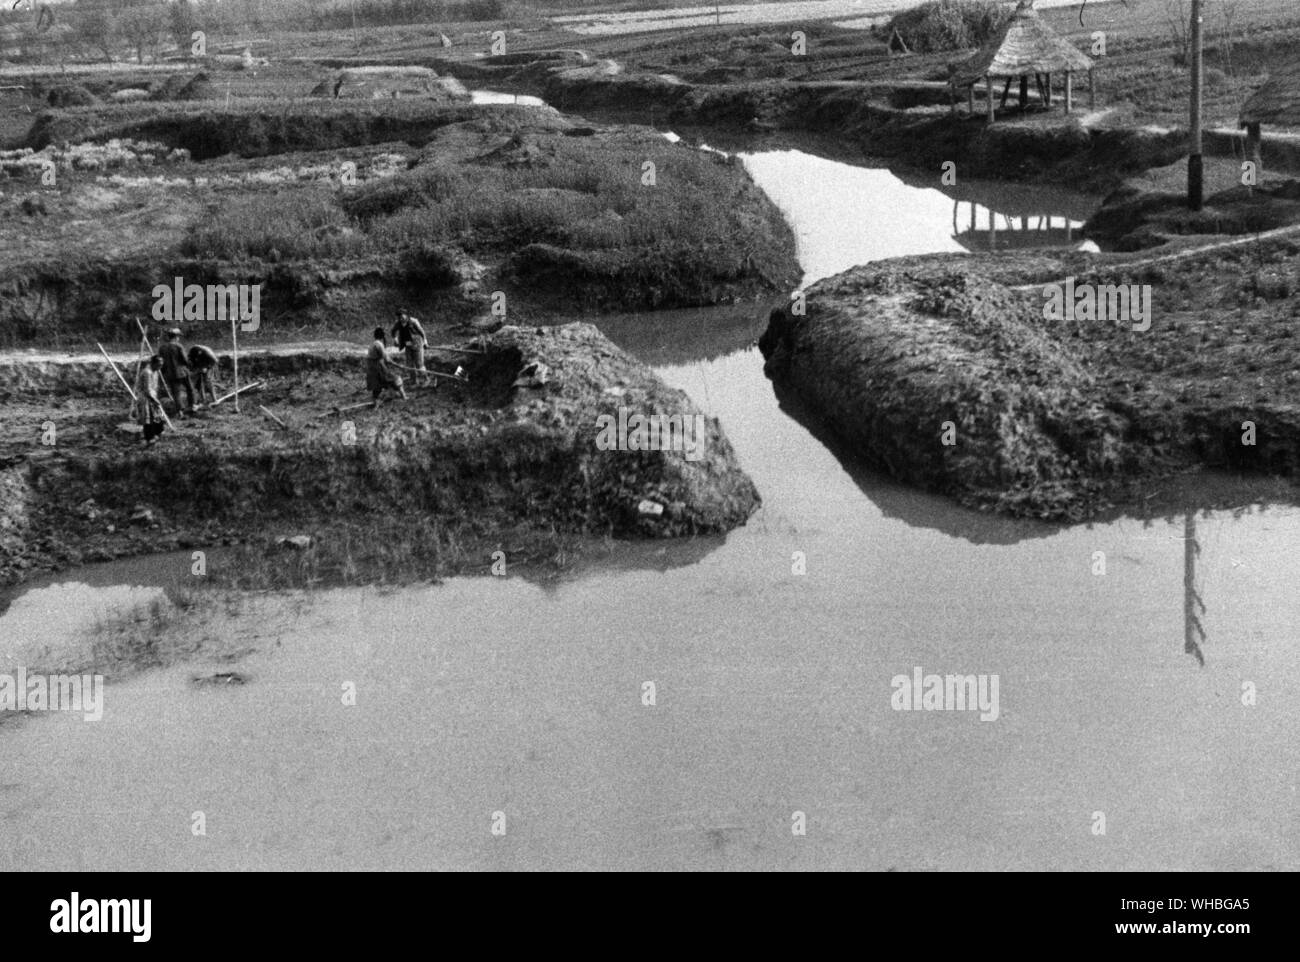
[
  {"xmin": 952, "ymin": 0, "xmax": 1092, "ymax": 86},
  {"xmin": 1239, "ymin": 62, "xmax": 1300, "ymax": 127}
]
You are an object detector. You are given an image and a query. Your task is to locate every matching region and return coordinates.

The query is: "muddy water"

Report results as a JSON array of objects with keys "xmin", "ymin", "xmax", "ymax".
[
  {"xmin": 469, "ymin": 90, "xmax": 547, "ymax": 107},
  {"xmin": 2, "ymin": 148, "xmax": 1298, "ymax": 871}
]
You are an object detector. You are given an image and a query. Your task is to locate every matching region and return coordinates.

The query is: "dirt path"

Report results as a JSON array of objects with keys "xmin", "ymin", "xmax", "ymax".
[{"xmin": 1010, "ymin": 221, "xmax": 1300, "ymax": 293}]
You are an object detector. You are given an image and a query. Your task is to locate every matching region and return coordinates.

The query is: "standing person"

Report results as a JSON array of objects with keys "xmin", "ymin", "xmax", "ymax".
[
  {"xmin": 158, "ymin": 328, "xmax": 195, "ymax": 417},
  {"xmin": 366, "ymin": 327, "xmax": 407, "ymax": 404},
  {"xmin": 188, "ymin": 343, "xmax": 220, "ymax": 407},
  {"xmin": 135, "ymin": 355, "xmax": 166, "ymax": 445},
  {"xmin": 391, "ymin": 308, "xmax": 429, "ymax": 386}
]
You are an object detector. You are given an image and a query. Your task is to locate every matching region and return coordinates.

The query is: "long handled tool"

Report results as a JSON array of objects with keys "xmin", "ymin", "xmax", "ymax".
[
  {"xmin": 135, "ymin": 318, "xmax": 178, "ymax": 409},
  {"xmin": 258, "ymin": 405, "xmax": 288, "ymax": 430},
  {"xmin": 389, "ymin": 359, "xmax": 468, "ymax": 383},
  {"xmin": 98, "ymin": 343, "xmax": 136, "ymax": 402},
  {"xmin": 426, "ymin": 344, "xmax": 486, "ymax": 355},
  {"xmin": 211, "ymin": 380, "xmax": 263, "ymax": 407},
  {"xmin": 99, "ymin": 343, "xmax": 172, "ymax": 430}
]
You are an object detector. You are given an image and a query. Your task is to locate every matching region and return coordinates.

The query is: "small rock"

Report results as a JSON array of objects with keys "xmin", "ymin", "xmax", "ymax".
[
  {"xmin": 513, "ymin": 361, "xmax": 551, "ymax": 389},
  {"xmin": 129, "ymin": 506, "xmax": 154, "ymax": 526},
  {"xmin": 637, "ymin": 499, "xmax": 664, "ymax": 517},
  {"xmin": 276, "ymin": 535, "xmax": 313, "ymax": 550}
]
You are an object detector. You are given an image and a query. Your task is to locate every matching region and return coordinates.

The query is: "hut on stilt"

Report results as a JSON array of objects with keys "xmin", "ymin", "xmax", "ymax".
[
  {"xmin": 1238, "ymin": 61, "xmax": 1300, "ymax": 181},
  {"xmin": 949, "ymin": 0, "xmax": 1094, "ymax": 124}
]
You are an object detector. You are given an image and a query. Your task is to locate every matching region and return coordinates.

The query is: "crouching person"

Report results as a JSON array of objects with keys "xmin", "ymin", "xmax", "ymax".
[
  {"xmin": 188, "ymin": 344, "xmax": 220, "ymax": 406},
  {"xmin": 366, "ymin": 327, "xmax": 407, "ymax": 404}
]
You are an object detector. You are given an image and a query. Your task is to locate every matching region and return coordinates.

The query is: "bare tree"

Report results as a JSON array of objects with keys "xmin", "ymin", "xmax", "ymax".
[
  {"xmin": 71, "ymin": 3, "xmax": 118, "ymax": 63},
  {"xmin": 117, "ymin": 0, "xmax": 166, "ymax": 64},
  {"xmin": 1162, "ymin": 0, "xmax": 1191, "ymax": 66}
]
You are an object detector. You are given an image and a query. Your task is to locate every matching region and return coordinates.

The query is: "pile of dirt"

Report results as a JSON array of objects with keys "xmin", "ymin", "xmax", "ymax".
[
  {"xmin": 45, "ymin": 85, "xmax": 97, "ymax": 108},
  {"xmin": 24, "ymin": 98, "xmax": 481, "ymax": 161},
  {"xmin": 0, "ymin": 325, "xmax": 760, "ymax": 586},
  {"xmin": 760, "ymin": 250, "xmax": 1300, "ymax": 519}
]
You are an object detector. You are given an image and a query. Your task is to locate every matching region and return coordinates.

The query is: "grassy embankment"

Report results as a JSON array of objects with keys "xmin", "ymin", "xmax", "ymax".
[
  {"xmin": 761, "ymin": 237, "xmax": 1300, "ymax": 520},
  {"xmin": 1, "ymin": 92, "xmax": 797, "ymax": 348}
]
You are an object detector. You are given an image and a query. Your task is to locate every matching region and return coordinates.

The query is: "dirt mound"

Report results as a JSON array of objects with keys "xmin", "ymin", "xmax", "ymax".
[
  {"xmin": 25, "ymin": 98, "xmax": 480, "ymax": 160},
  {"xmin": 46, "ymin": 85, "xmax": 97, "ymax": 108},
  {"xmin": 0, "ymin": 326, "xmax": 760, "ymax": 586},
  {"xmin": 760, "ymin": 252, "xmax": 1300, "ymax": 519}
]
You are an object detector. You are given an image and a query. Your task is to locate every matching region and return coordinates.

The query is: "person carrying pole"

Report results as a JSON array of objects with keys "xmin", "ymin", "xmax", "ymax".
[
  {"xmin": 366, "ymin": 327, "xmax": 407, "ymax": 404},
  {"xmin": 135, "ymin": 355, "xmax": 168, "ymax": 445},
  {"xmin": 391, "ymin": 308, "xmax": 430, "ymax": 387},
  {"xmin": 188, "ymin": 343, "xmax": 220, "ymax": 406}
]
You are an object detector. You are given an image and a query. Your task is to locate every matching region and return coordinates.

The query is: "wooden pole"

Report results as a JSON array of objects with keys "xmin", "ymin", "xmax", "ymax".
[
  {"xmin": 1065, "ymin": 71, "xmax": 1073, "ymax": 114},
  {"xmin": 101, "ymin": 343, "xmax": 173, "ymax": 430},
  {"xmin": 231, "ymin": 316, "xmax": 240, "ymax": 413},
  {"xmin": 987, "ymin": 75, "xmax": 994, "ymax": 124},
  {"xmin": 426, "ymin": 345, "xmax": 487, "ymax": 355},
  {"xmin": 1019, "ymin": 75, "xmax": 1028, "ymax": 115},
  {"xmin": 211, "ymin": 381, "xmax": 263, "ymax": 407},
  {"xmin": 1246, "ymin": 121, "xmax": 1263, "ymax": 182},
  {"xmin": 967, "ymin": 84, "xmax": 974, "ymax": 116},
  {"xmin": 1189, "ymin": 0, "xmax": 1204, "ymax": 211},
  {"xmin": 135, "ymin": 318, "xmax": 176, "ymax": 407},
  {"xmin": 97, "ymin": 343, "xmax": 136, "ymax": 401},
  {"xmin": 258, "ymin": 405, "xmax": 288, "ymax": 429}
]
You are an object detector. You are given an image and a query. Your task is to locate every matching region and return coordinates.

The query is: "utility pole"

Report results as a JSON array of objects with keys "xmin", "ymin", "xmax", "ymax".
[{"xmin": 1188, "ymin": 0, "xmax": 1204, "ymax": 211}]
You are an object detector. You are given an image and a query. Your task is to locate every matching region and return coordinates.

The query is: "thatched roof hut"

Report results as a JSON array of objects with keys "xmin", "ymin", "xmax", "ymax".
[
  {"xmin": 1240, "ymin": 64, "xmax": 1300, "ymax": 127},
  {"xmin": 950, "ymin": 0, "xmax": 1094, "ymax": 122},
  {"xmin": 1239, "ymin": 62, "xmax": 1300, "ymax": 174}
]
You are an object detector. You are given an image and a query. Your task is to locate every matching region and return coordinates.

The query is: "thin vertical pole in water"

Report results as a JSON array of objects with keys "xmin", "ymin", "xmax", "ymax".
[
  {"xmin": 986, "ymin": 75, "xmax": 994, "ymax": 124},
  {"xmin": 1065, "ymin": 71, "xmax": 1073, "ymax": 113}
]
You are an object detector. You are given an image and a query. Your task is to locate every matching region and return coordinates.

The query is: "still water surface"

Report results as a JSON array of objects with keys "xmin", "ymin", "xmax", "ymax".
[{"xmin": 1, "ymin": 144, "xmax": 1295, "ymax": 871}]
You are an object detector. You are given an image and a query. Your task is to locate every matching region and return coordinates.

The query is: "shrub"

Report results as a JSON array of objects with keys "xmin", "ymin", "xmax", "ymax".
[
  {"xmin": 181, "ymin": 190, "xmax": 367, "ymax": 261},
  {"xmin": 882, "ymin": 0, "xmax": 1012, "ymax": 54}
]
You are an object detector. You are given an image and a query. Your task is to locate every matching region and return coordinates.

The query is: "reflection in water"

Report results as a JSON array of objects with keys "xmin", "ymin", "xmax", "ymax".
[
  {"xmin": 738, "ymin": 150, "xmax": 1096, "ymax": 283},
  {"xmin": 1184, "ymin": 511, "xmax": 1207, "ymax": 667},
  {"xmin": 469, "ymin": 90, "xmax": 546, "ymax": 106},
  {"xmin": 951, "ymin": 203, "xmax": 1084, "ymax": 251}
]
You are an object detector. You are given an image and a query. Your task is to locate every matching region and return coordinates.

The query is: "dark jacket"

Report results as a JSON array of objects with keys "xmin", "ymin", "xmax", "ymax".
[{"xmin": 159, "ymin": 341, "xmax": 189, "ymax": 380}]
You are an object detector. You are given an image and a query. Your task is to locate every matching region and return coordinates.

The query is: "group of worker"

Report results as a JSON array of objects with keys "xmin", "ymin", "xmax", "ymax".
[
  {"xmin": 132, "ymin": 309, "xmax": 433, "ymax": 446},
  {"xmin": 134, "ymin": 328, "xmax": 219, "ymax": 445},
  {"xmin": 367, "ymin": 307, "xmax": 431, "ymax": 403}
]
